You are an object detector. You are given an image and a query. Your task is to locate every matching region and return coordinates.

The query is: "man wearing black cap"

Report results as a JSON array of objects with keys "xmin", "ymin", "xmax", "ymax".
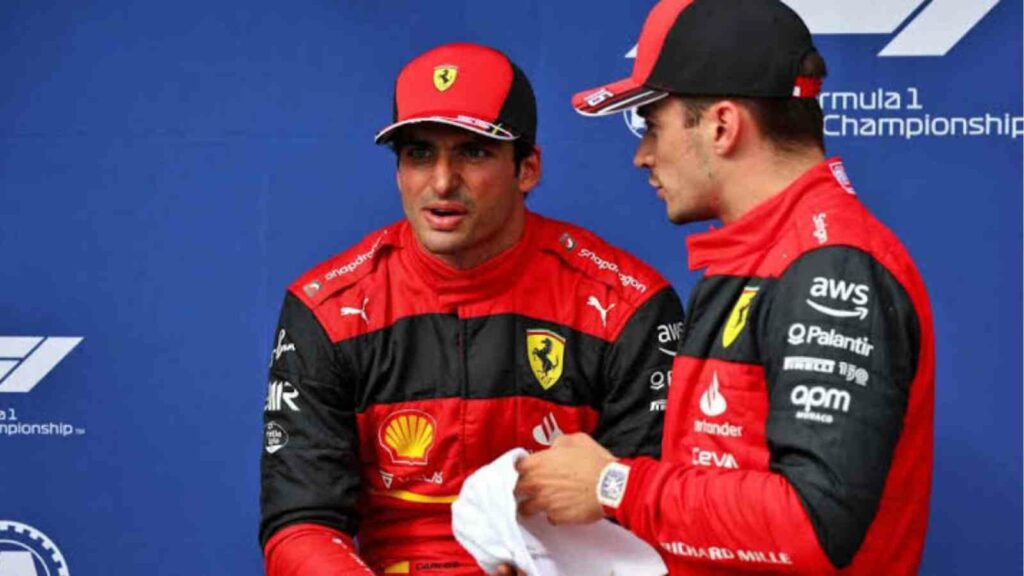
[
  {"xmin": 514, "ymin": 1, "xmax": 935, "ymax": 574},
  {"xmin": 259, "ymin": 42, "xmax": 684, "ymax": 575}
]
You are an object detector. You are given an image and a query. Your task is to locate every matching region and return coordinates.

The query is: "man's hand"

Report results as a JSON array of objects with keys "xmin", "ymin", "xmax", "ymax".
[{"xmin": 514, "ymin": 433, "xmax": 615, "ymax": 525}]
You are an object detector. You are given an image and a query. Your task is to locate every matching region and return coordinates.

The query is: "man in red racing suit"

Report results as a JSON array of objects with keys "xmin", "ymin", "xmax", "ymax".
[
  {"xmin": 514, "ymin": 1, "xmax": 934, "ymax": 574},
  {"xmin": 260, "ymin": 42, "xmax": 684, "ymax": 575}
]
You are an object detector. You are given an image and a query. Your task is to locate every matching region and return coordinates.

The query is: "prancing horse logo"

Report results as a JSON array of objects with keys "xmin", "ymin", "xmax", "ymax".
[
  {"xmin": 527, "ymin": 329, "xmax": 565, "ymax": 390},
  {"xmin": 433, "ymin": 65, "xmax": 458, "ymax": 92},
  {"xmin": 534, "ymin": 339, "xmax": 558, "ymax": 373}
]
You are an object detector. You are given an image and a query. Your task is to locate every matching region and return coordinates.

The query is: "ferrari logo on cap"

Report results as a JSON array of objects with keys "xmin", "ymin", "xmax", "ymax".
[
  {"xmin": 527, "ymin": 329, "xmax": 565, "ymax": 390},
  {"xmin": 433, "ymin": 65, "xmax": 458, "ymax": 92}
]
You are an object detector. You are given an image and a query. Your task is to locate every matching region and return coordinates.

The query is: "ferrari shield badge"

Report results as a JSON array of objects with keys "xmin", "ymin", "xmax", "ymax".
[
  {"xmin": 527, "ymin": 329, "xmax": 565, "ymax": 390},
  {"xmin": 433, "ymin": 65, "xmax": 458, "ymax": 92},
  {"xmin": 722, "ymin": 286, "xmax": 759, "ymax": 348}
]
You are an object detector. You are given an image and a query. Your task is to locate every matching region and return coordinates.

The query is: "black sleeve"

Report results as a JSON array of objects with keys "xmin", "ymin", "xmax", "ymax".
[
  {"xmin": 760, "ymin": 246, "xmax": 921, "ymax": 568},
  {"xmin": 259, "ymin": 291, "xmax": 362, "ymax": 546},
  {"xmin": 593, "ymin": 287, "xmax": 685, "ymax": 458}
]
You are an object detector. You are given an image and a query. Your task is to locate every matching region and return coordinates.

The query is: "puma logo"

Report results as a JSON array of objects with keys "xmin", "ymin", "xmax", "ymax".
[
  {"xmin": 586, "ymin": 295, "xmax": 615, "ymax": 327},
  {"xmin": 340, "ymin": 297, "xmax": 370, "ymax": 324}
]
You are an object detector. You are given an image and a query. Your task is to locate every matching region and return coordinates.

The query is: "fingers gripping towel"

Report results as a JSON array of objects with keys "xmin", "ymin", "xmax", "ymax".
[{"xmin": 451, "ymin": 448, "xmax": 667, "ymax": 576}]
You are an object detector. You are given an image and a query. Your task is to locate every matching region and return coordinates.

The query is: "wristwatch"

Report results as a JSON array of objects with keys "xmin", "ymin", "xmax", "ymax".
[{"xmin": 596, "ymin": 461, "xmax": 631, "ymax": 511}]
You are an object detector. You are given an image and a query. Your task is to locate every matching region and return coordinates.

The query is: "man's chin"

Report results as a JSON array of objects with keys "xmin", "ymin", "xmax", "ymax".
[{"xmin": 415, "ymin": 230, "xmax": 466, "ymax": 256}]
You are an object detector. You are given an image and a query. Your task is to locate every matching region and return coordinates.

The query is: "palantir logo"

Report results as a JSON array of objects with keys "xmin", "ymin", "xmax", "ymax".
[
  {"xmin": 0, "ymin": 338, "xmax": 82, "ymax": 394},
  {"xmin": 0, "ymin": 520, "xmax": 70, "ymax": 576}
]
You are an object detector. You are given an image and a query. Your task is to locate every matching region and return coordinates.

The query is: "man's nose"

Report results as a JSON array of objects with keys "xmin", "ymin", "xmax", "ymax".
[
  {"xmin": 633, "ymin": 135, "xmax": 654, "ymax": 169},
  {"xmin": 431, "ymin": 154, "xmax": 461, "ymax": 195}
]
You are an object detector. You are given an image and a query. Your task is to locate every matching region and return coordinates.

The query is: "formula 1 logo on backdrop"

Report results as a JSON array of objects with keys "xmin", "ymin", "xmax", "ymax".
[
  {"xmin": 783, "ymin": 0, "xmax": 1000, "ymax": 57},
  {"xmin": 622, "ymin": 0, "xmax": 1002, "ymax": 137},
  {"xmin": 0, "ymin": 520, "xmax": 70, "ymax": 576},
  {"xmin": 0, "ymin": 337, "xmax": 82, "ymax": 394}
]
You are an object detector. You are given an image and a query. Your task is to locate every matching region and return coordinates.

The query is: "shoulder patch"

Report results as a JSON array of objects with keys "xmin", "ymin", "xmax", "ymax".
[
  {"xmin": 289, "ymin": 222, "xmax": 401, "ymax": 307},
  {"xmin": 540, "ymin": 219, "xmax": 666, "ymax": 305},
  {"xmin": 769, "ymin": 189, "xmax": 883, "ymax": 276}
]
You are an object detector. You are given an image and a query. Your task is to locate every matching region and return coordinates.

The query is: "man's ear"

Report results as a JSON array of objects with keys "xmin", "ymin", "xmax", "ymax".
[
  {"xmin": 518, "ymin": 145, "xmax": 542, "ymax": 194},
  {"xmin": 707, "ymin": 100, "xmax": 743, "ymax": 157}
]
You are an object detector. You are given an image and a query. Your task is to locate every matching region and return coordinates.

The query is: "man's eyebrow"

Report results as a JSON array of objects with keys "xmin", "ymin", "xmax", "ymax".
[
  {"xmin": 397, "ymin": 138, "xmax": 432, "ymax": 149},
  {"xmin": 462, "ymin": 135, "xmax": 499, "ymax": 147}
]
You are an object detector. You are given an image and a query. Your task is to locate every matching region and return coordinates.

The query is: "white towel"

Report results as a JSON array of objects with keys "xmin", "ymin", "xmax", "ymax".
[{"xmin": 452, "ymin": 448, "xmax": 667, "ymax": 576}]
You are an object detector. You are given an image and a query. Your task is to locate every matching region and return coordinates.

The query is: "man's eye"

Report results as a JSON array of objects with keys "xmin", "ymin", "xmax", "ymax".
[
  {"xmin": 462, "ymin": 146, "xmax": 490, "ymax": 159},
  {"xmin": 405, "ymin": 147, "xmax": 432, "ymax": 160}
]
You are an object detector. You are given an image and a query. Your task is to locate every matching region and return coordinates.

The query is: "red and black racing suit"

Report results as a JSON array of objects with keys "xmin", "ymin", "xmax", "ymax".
[
  {"xmin": 605, "ymin": 159, "xmax": 934, "ymax": 574},
  {"xmin": 260, "ymin": 211, "xmax": 684, "ymax": 574}
]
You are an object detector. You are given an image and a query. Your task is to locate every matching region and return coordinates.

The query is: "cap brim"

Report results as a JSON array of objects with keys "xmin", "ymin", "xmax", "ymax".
[
  {"xmin": 374, "ymin": 115, "xmax": 518, "ymax": 144},
  {"xmin": 572, "ymin": 77, "xmax": 668, "ymax": 117}
]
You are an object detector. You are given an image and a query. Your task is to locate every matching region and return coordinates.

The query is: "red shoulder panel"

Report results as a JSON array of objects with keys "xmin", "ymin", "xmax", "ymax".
[
  {"xmin": 288, "ymin": 221, "xmax": 403, "ymax": 308},
  {"xmin": 537, "ymin": 216, "xmax": 669, "ymax": 307}
]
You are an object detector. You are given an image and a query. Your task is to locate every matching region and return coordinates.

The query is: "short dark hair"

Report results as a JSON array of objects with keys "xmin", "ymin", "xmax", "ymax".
[
  {"xmin": 679, "ymin": 52, "xmax": 828, "ymax": 152},
  {"xmin": 511, "ymin": 138, "xmax": 536, "ymax": 175}
]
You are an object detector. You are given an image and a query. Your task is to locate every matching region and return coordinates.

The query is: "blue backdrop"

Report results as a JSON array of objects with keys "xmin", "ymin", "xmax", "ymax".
[{"xmin": 1, "ymin": 1, "xmax": 1020, "ymax": 574}]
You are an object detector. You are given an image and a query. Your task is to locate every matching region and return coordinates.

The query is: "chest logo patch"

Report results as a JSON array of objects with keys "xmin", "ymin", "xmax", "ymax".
[
  {"xmin": 379, "ymin": 409, "xmax": 437, "ymax": 466},
  {"xmin": 527, "ymin": 329, "xmax": 566, "ymax": 390},
  {"xmin": 722, "ymin": 286, "xmax": 759, "ymax": 348}
]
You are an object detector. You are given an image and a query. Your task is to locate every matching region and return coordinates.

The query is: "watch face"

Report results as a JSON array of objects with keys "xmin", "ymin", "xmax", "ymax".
[{"xmin": 599, "ymin": 465, "xmax": 628, "ymax": 506}]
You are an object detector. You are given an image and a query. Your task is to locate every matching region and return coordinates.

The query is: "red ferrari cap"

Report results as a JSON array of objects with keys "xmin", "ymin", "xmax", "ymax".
[
  {"xmin": 573, "ymin": 0, "xmax": 823, "ymax": 116},
  {"xmin": 375, "ymin": 43, "xmax": 537, "ymax": 145}
]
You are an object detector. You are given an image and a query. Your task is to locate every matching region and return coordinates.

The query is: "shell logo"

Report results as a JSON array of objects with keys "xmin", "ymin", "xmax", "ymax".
[{"xmin": 378, "ymin": 409, "xmax": 437, "ymax": 466}]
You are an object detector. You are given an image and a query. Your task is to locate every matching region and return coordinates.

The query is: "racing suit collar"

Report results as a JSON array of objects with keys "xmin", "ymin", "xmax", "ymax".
[
  {"xmin": 686, "ymin": 157, "xmax": 847, "ymax": 270},
  {"xmin": 400, "ymin": 210, "xmax": 538, "ymax": 308}
]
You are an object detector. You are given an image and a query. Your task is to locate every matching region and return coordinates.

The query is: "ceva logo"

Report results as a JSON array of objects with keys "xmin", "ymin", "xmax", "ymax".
[{"xmin": 0, "ymin": 337, "xmax": 82, "ymax": 394}]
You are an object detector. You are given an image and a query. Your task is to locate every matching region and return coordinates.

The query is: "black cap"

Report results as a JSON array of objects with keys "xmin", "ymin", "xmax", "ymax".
[{"xmin": 573, "ymin": 0, "xmax": 822, "ymax": 116}]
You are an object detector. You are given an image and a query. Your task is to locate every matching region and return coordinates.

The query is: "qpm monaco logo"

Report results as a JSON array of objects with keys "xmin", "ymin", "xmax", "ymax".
[{"xmin": 621, "ymin": 0, "xmax": 1001, "ymax": 136}]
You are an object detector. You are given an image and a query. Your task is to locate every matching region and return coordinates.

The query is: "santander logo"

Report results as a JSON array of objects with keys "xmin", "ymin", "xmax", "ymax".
[{"xmin": 699, "ymin": 372, "xmax": 727, "ymax": 417}]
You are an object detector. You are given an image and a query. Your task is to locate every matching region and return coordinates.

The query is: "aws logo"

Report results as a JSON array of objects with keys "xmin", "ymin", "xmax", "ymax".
[
  {"xmin": 379, "ymin": 410, "xmax": 437, "ymax": 466},
  {"xmin": 806, "ymin": 277, "xmax": 870, "ymax": 320}
]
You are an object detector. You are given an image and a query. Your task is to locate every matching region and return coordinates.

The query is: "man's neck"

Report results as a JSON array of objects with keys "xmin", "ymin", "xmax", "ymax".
[
  {"xmin": 717, "ymin": 148, "xmax": 825, "ymax": 225},
  {"xmin": 425, "ymin": 208, "xmax": 527, "ymax": 271}
]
